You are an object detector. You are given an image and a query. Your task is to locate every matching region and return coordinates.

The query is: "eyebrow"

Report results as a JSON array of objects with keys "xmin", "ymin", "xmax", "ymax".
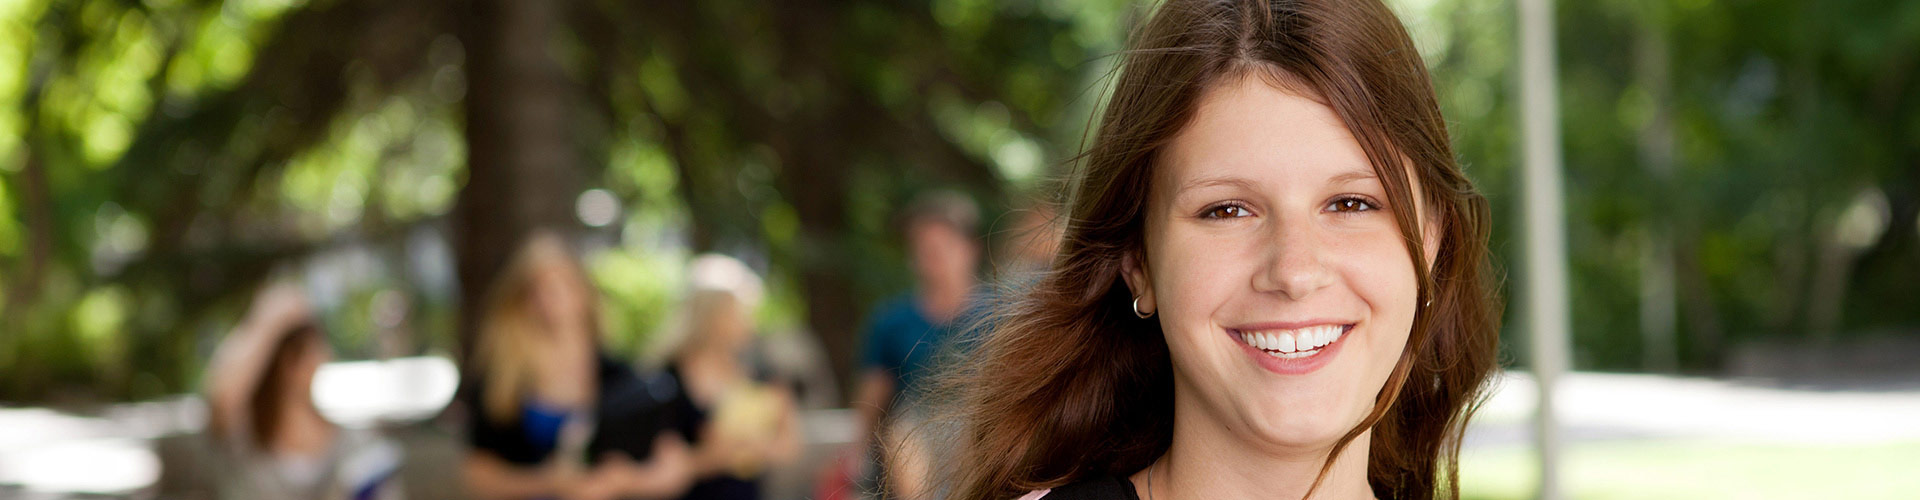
[
  {"xmin": 1176, "ymin": 170, "xmax": 1378, "ymax": 195},
  {"xmin": 1176, "ymin": 176, "xmax": 1259, "ymax": 194},
  {"xmin": 1329, "ymin": 170, "xmax": 1378, "ymax": 184}
]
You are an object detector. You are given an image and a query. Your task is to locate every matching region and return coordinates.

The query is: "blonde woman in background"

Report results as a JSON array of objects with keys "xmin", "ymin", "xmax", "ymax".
[
  {"xmin": 462, "ymin": 232, "xmax": 695, "ymax": 500},
  {"xmin": 644, "ymin": 254, "xmax": 803, "ymax": 500},
  {"xmin": 203, "ymin": 283, "xmax": 403, "ymax": 500}
]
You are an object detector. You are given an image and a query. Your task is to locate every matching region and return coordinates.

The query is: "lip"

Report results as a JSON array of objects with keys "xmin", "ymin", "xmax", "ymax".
[
  {"xmin": 1226, "ymin": 319, "xmax": 1355, "ymax": 332},
  {"xmin": 1224, "ymin": 321, "xmax": 1355, "ymax": 375}
]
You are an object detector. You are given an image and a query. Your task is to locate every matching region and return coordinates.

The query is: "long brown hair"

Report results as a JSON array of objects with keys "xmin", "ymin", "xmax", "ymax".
[
  {"xmin": 248, "ymin": 322, "xmax": 324, "ymax": 448},
  {"xmin": 928, "ymin": 0, "xmax": 1501, "ymax": 499}
]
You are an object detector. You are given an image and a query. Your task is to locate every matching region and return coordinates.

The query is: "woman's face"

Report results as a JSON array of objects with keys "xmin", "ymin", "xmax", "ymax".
[
  {"xmin": 534, "ymin": 260, "xmax": 595, "ymax": 345},
  {"xmin": 705, "ymin": 296, "xmax": 753, "ymax": 352},
  {"xmin": 909, "ymin": 220, "xmax": 979, "ymax": 291},
  {"xmin": 1126, "ymin": 73, "xmax": 1435, "ymax": 453},
  {"xmin": 528, "ymin": 259, "xmax": 598, "ymax": 397}
]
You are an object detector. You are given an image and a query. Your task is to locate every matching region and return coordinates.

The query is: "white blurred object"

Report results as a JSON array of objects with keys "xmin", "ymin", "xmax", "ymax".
[
  {"xmin": 1469, "ymin": 371, "xmax": 1920, "ymax": 447},
  {"xmin": 0, "ymin": 438, "xmax": 160, "ymax": 495},
  {"xmin": 0, "ymin": 405, "xmax": 178, "ymax": 496},
  {"xmin": 576, "ymin": 188, "xmax": 622, "ymax": 228},
  {"xmin": 1834, "ymin": 188, "xmax": 1890, "ymax": 251},
  {"xmin": 800, "ymin": 408, "xmax": 859, "ymax": 446},
  {"xmin": 687, "ymin": 253, "xmax": 764, "ymax": 309},
  {"xmin": 311, "ymin": 355, "xmax": 461, "ymax": 428}
]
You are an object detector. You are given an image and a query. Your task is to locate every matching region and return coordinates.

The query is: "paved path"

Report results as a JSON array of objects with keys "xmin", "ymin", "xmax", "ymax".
[{"xmin": 1465, "ymin": 371, "xmax": 1920, "ymax": 448}]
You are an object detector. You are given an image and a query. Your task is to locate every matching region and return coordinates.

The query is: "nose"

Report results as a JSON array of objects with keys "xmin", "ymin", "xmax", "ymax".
[{"xmin": 1252, "ymin": 216, "xmax": 1334, "ymax": 300}]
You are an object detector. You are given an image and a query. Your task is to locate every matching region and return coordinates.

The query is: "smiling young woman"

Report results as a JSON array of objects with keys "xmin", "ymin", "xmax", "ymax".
[{"xmin": 923, "ymin": 1, "xmax": 1501, "ymax": 499}]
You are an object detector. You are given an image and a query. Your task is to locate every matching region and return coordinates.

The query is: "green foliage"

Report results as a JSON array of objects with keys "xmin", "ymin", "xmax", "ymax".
[
  {"xmin": 589, "ymin": 242, "xmax": 688, "ymax": 358},
  {"xmin": 3, "ymin": 0, "xmax": 1918, "ymax": 402},
  {"xmin": 1422, "ymin": 0, "xmax": 1920, "ymax": 370}
]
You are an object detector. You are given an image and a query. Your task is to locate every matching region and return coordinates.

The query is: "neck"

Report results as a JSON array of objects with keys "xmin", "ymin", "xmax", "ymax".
[
  {"xmin": 679, "ymin": 346, "xmax": 743, "ymax": 403},
  {"xmin": 1137, "ymin": 404, "xmax": 1376, "ymax": 500},
  {"xmin": 531, "ymin": 337, "xmax": 597, "ymax": 408},
  {"xmin": 683, "ymin": 344, "xmax": 739, "ymax": 369},
  {"xmin": 917, "ymin": 278, "xmax": 973, "ymax": 323}
]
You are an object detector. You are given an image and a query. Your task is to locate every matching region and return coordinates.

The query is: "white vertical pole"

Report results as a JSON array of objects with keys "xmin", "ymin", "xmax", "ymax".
[
  {"xmin": 1518, "ymin": 0, "xmax": 1571, "ymax": 498},
  {"xmin": 1634, "ymin": 12, "xmax": 1679, "ymax": 374}
]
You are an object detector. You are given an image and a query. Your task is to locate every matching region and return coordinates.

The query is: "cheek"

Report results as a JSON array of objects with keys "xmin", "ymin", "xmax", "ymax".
[
  {"xmin": 1145, "ymin": 227, "xmax": 1260, "ymax": 351},
  {"xmin": 911, "ymin": 247, "xmax": 939, "ymax": 272},
  {"xmin": 1334, "ymin": 233, "xmax": 1421, "ymax": 364},
  {"xmin": 1340, "ymin": 240, "xmax": 1419, "ymax": 306},
  {"xmin": 727, "ymin": 316, "xmax": 751, "ymax": 342}
]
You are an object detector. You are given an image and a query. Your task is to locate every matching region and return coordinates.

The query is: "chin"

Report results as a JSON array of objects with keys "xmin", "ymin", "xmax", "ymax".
[{"xmin": 1236, "ymin": 393, "xmax": 1370, "ymax": 451}]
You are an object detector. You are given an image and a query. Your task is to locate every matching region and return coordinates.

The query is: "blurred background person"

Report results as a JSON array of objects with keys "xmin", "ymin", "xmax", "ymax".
[
  {"xmin": 826, "ymin": 190, "xmax": 984, "ymax": 500},
  {"xmin": 203, "ymin": 283, "xmax": 404, "ymax": 500},
  {"xmin": 461, "ymin": 232, "xmax": 694, "ymax": 500},
  {"xmin": 643, "ymin": 254, "xmax": 803, "ymax": 500}
]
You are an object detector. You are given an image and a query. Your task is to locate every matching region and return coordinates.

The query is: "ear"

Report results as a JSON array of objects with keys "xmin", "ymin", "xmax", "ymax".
[
  {"xmin": 1428, "ymin": 216, "xmax": 1443, "ymax": 273},
  {"xmin": 1402, "ymin": 160, "xmax": 1443, "ymax": 276},
  {"xmin": 1121, "ymin": 250, "xmax": 1155, "ymax": 315},
  {"xmin": 1421, "ymin": 208, "xmax": 1444, "ymax": 275}
]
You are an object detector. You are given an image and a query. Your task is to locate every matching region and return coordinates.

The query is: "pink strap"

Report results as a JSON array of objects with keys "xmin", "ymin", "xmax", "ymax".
[{"xmin": 1016, "ymin": 489, "xmax": 1052, "ymax": 500}]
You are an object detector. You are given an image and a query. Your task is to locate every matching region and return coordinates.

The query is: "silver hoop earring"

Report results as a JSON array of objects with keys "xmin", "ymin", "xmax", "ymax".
[{"xmin": 1132, "ymin": 296, "xmax": 1154, "ymax": 319}]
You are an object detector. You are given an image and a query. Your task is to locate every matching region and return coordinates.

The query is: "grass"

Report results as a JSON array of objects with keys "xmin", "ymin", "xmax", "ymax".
[{"xmin": 1458, "ymin": 441, "xmax": 1920, "ymax": 500}]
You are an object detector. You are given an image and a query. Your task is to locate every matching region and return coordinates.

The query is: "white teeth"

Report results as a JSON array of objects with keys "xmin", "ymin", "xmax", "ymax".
[{"xmin": 1238, "ymin": 325, "xmax": 1348, "ymax": 354}]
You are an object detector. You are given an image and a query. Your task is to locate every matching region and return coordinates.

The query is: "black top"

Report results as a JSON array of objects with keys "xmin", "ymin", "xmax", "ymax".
[
  {"xmin": 1042, "ymin": 476, "xmax": 1142, "ymax": 500},
  {"xmin": 464, "ymin": 354, "xmax": 767, "ymax": 500},
  {"xmin": 466, "ymin": 353, "xmax": 690, "ymax": 465},
  {"xmin": 662, "ymin": 362, "xmax": 761, "ymax": 500}
]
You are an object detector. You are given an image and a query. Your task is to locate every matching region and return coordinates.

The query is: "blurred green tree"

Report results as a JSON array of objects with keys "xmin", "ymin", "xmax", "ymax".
[
  {"xmin": 2, "ymin": 0, "xmax": 1916, "ymax": 402},
  {"xmin": 0, "ymin": 0, "xmax": 1139, "ymax": 401},
  {"xmin": 1416, "ymin": 0, "xmax": 1920, "ymax": 371}
]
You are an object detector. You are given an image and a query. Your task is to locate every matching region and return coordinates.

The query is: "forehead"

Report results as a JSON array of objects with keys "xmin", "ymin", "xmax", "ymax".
[
  {"xmin": 908, "ymin": 217, "xmax": 967, "ymax": 236},
  {"xmin": 906, "ymin": 220, "xmax": 972, "ymax": 250},
  {"xmin": 1156, "ymin": 73, "xmax": 1374, "ymax": 189}
]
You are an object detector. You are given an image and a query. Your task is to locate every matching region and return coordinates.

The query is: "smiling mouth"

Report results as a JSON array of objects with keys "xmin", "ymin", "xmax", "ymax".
[{"xmin": 1232, "ymin": 324, "xmax": 1354, "ymax": 359}]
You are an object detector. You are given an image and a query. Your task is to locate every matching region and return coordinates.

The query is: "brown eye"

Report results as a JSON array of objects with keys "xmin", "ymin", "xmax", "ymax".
[
  {"xmin": 1327, "ymin": 197, "xmax": 1377, "ymax": 213},
  {"xmin": 1201, "ymin": 204, "xmax": 1251, "ymax": 219}
]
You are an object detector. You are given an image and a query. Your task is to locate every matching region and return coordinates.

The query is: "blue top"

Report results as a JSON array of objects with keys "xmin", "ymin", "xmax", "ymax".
[
  {"xmin": 516, "ymin": 401, "xmax": 575, "ymax": 455},
  {"xmin": 858, "ymin": 293, "xmax": 984, "ymax": 396}
]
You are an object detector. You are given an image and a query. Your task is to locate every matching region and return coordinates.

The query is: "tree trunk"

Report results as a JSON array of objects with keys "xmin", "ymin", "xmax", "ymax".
[
  {"xmin": 778, "ymin": 134, "xmax": 862, "ymax": 404},
  {"xmin": 453, "ymin": 0, "xmax": 581, "ymax": 366}
]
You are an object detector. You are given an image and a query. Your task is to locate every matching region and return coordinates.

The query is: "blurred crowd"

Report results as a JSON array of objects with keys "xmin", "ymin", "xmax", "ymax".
[{"xmin": 187, "ymin": 190, "xmax": 1059, "ymax": 500}]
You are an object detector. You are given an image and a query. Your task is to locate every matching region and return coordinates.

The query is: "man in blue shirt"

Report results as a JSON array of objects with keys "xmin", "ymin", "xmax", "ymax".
[{"xmin": 845, "ymin": 190, "xmax": 982, "ymax": 500}]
